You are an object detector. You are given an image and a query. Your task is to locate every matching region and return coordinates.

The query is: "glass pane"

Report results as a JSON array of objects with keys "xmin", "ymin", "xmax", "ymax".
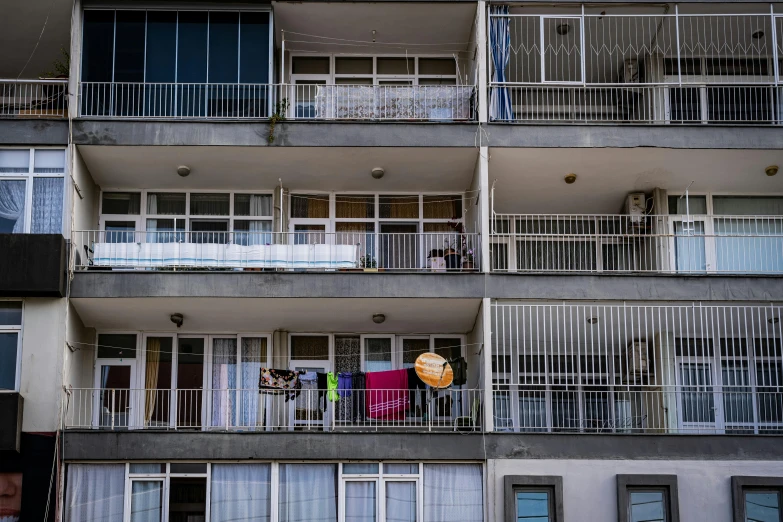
[
  {"xmin": 377, "ymin": 58, "xmax": 414, "ymax": 75},
  {"xmin": 668, "ymin": 196, "xmax": 707, "ymax": 215},
  {"xmin": 240, "ymin": 12, "xmax": 270, "ymax": 83},
  {"xmin": 81, "ymin": 10, "xmax": 115, "ymax": 82},
  {"xmin": 33, "ymin": 150, "xmax": 65, "ymax": 173},
  {"xmin": 384, "ymin": 464, "xmax": 418, "ymax": 475},
  {"xmin": 239, "ymin": 338, "xmax": 267, "ymax": 427},
  {"xmin": 335, "ymin": 336, "xmax": 361, "ymax": 374},
  {"xmin": 434, "ymin": 338, "xmax": 461, "ymax": 361},
  {"xmin": 365, "ymin": 338, "xmax": 392, "ymax": 372},
  {"xmin": 279, "ymin": 464, "xmax": 337, "ymax": 522},
  {"xmin": 386, "ymin": 482, "xmax": 416, "ymax": 522},
  {"xmin": 336, "ymin": 58, "xmax": 373, "ymax": 75},
  {"xmin": 130, "ymin": 464, "xmax": 166, "ymax": 474},
  {"xmin": 177, "ymin": 338, "xmax": 204, "ymax": 428},
  {"xmin": 170, "ymin": 463, "xmax": 207, "ymax": 474},
  {"xmin": 292, "ymin": 57, "xmax": 330, "ymax": 75},
  {"xmin": 680, "ymin": 363, "xmax": 715, "ymax": 423},
  {"xmin": 629, "ymin": 490, "xmax": 665, "ymax": 522},
  {"xmin": 211, "ymin": 338, "xmax": 238, "ymax": 428},
  {"xmin": 291, "ymin": 194, "xmax": 329, "ymax": 218},
  {"xmin": 145, "ymin": 11, "xmax": 177, "ymax": 82},
  {"xmin": 103, "ymin": 192, "xmax": 141, "ymax": 215},
  {"xmin": 130, "ymin": 481, "xmax": 163, "ymax": 522},
  {"xmin": 97, "ymin": 334, "xmax": 137, "ymax": 359},
  {"xmin": 99, "ymin": 366, "xmax": 131, "ymax": 427},
  {"xmin": 190, "ymin": 193, "xmax": 230, "ymax": 216},
  {"xmin": 105, "ymin": 221, "xmax": 138, "ymax": 243},
  {"xmin": 402, "ymin": 339, "xmax": 429, "ymax": 369},
  {"xmin": 211, "ymin": 464, "xmax": 272, "ymax": 522},
  {"xmin": 0, "ymin": 333, "xmax": 19, "ymax": 390},
  {"xmin": 144, "ymin": 337, "xmax": 172, "ymax": 427},
  {"xmin": 114, "ymin": 11, "xmax": 146, "ymax": 82},
  {"xmin": 516, "ymin": 490, "xmax": 550, "ymax": 522},
  {"xmin": 0, "ymin": 150, "xmax": 29, "ymax": 173},
  {"xmin": 234, "ymin": 220, "xmax": 272, "ymax": 246},
  {"xmin": 745, "ymin": 491, "xmax": 781, "ymax": 522},
  {"xmin": 208, "ymin": 12, "xmax": 239, "ymax": 83},
  {"xmin": 169, "ymin": 477, "xmax": 206, "ymax": 522},
  {"xmin": 345, "ymin": 481, "xmax": 376, "ymax": 522},
  {"xmin": 343, "ymin": 463, "xmax": 379, "ymax": 475},
  {"xmin": 713, "ymin": 196, "xmax": 783, "ymax": 216},
  {"xmin": 336, "ymin": 195, "xmax": 374, "ymax": 219},
  {"xmin": 147, "ymin": 193, "xmax": 185, "ymax": 215},
  {"xmin": 0, "ymin": 302, "xmax": 22, "ymax": 325},
  {"xmin": 234, "ymin": 194, "xmax": 272, "ymax": 216},
  {"xmin": 177, "ymin": 12, "xmax": 208, "ymax": 83},
  {"xmin": 291, "ymin": 336, "xmax": 329, "ymax": 360},
  {"xmin": 0, "ymin": 180, "xmax": 26, "ymax": 233},
  {"xmin": 32, "ymin": 177, "xmax": 64, "ymax": 234},
  {"xmin": 674, "ymin": 221, "xmax": 706, "ymax": 273},
  {"xmin": 418, "ymin": 58, "xmax": 456, "ymax": 75},
  {"xmin": 423, "ymin": 195, "xmax": 461, "ymax": 220},
  {"xmin": 379, "ymin": 196, "xmax": 418, "ymax": 219}
]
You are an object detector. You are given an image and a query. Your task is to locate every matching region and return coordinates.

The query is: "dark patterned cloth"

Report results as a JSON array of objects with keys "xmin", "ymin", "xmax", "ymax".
[
  {"xmin": 352, "ymin": 372, "xmax": 366, "ymax": 422},
  {"xmin": 258, "ymin": 368, "xmax": 304, "ymax": 401}
]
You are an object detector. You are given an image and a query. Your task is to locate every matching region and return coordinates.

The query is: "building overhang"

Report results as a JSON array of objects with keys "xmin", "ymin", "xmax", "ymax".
[
  {"xmin": 0, "ymin": 234, "xmax": 67, "ymax": 297},
  {"xmin": 0, "ymin": 120, "xmax": 69, "ymax": 146}
]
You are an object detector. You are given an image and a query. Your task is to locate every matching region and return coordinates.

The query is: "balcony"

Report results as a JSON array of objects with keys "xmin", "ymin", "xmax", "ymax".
[
  {"xmin": 0, "ymin": 80, "xmax": 68, "ymax": 119},
  {"xmin": 62, "ymin": 387, "xmax": 482, "ymax": 432},
  {"xmin": 489, "ymin": 214, "xmax": 783, "ymax": 274},
  {"xmin": 491, "ymin": 302, "xmax": 783, "ymax": 435},
  {"xmin": 73, "ymin": 230, "xmax": 481, "ymax": 272},
  {"xmin": 78, "ymin": 83, "xmax": 476, "ymax": 122},
  {"xmin": 488, "ymin": 8, "xmax": 783, "ymax": 125}
]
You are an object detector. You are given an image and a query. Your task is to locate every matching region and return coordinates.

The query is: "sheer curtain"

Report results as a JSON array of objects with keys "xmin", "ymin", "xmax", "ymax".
[
  {"xmin": 31, "ymin": 177, "xmax": 63, "ymax": 233},
  {"xmin": 144, "ymin": 338, "xmax": 161, "ymax": 426},
  {"xmin": 64, "ymin": 464, "xmax": 126, "ymax": 522},
  {"xmin": 345, "ymin": 482, "xmax": 376, "ymax": 522},
  {"xmin": 0, "ymin": 180, "xmax": 26, "ymax": 233},
  {"xmin": 423, "ymin": 464, "xmax": 483, "ymax": 522},
  {"xmin": 130, "ymin": 481, "xmax": 162, "ymax": 522},
  {"xmin": 240, "ymin": 338, "xmax": 266, "ymax": 428},
  {"xmin": 249, "ymin": 195, "xmax": 272, "ymax": 216},
  {"xmin": 211, "ymin": 339, "xmax": 237, "ymax": 427},
  {"xmin": 279, "ymin": 464, "xmax": 337, "ymax": 522},
  {"xmin": 713, "ymin": 196, "xmax": 783, "ymax": 273},
  {"xmin": 211, "ymin": 464, "xmax": 271, "ymax": 522},
  {"xmin": 386, "ymin": 482, "xmax": 416, "ymax": 522}
]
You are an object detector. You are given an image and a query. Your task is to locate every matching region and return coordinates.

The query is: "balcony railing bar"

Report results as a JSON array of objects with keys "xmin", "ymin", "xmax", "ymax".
[{"xmin": 0, "ymin": 79, "xmax": 68, "ymax": 118}]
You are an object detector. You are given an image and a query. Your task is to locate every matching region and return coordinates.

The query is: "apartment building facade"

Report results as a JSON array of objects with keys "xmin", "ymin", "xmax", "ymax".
[{"xmin": 0, "ymin": 0, "xmax": 782, "ymax": 521}]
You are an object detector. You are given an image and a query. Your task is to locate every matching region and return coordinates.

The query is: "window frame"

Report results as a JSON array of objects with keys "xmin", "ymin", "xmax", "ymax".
[
  {"xmin": 289, "ymin": 54, "xmax": 461, "ymax": 86},
  {"xmin": 732, "ymin": 476, "xmax": 783, "ymax": 522},
  {"xmin": 504, "ymin": 475, "xmax": 563, "ymax": 522},
  {"xmin": 0, "ymin": 147, "xmax": 67, "ymax": 235},
  {"xmin": 0, "ymin": 300, "xmax": 23, "ymax": 392},
  {"xmin": 617, "ymin": 474, "xmax": 679, "ymax": 522}
]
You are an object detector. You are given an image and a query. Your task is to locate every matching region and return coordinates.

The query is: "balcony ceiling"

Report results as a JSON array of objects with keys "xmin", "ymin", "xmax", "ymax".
[
  {"xmin": 490, "ymin": 147, "xmax": 783, "ymax": 214},
  {"xmin": 70, "ymin": 296, "xmax": 480, "ymax": 333},
  {"xmin": 77, "ymin": 145, "xmax": 478, "ymax": 191},
  {"xmin": 273, "ymin": 2, "xmax": 476, "ymax": 54},
  {"xmin": 0, "ymin": 0, "xmax": 71, "ymax": 78}
]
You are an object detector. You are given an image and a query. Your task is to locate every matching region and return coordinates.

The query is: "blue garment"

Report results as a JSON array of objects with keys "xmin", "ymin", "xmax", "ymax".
[{"xmin": 338, "ymin": 372, "xmax": 353, "ymax": 398}]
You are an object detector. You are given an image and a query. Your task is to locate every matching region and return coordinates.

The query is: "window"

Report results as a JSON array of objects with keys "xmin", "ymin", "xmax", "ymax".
[
  {"xmin": 0, "ymin": 149, "xmax": 65, "ymax": 234},
  {"xmin": 0, "ymin": 302, "xmax": 22, "ymax": 391},
  {"xmin": 732, "ymin": 477, "xmax": 783, "ymax": 522},
  {"xmin": 617, "ymin": 475, "xmax": 679, "ymax": 522},
  {"xmin": 504, "ymin": 476, "xmax": 563, "ymax": 522},
  {"xmin": 291, "ymin": 55, "xmax": 460, "ymax": 86}
]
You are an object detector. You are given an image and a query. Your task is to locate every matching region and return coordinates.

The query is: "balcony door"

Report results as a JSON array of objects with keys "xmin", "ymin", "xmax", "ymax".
[
  {"xmin": 676, "ymin": 361, "xmax": 721, "ymax": 433},
  {"xmin": 94, "ymin": 361, "xmax": 136, "ymax": 429},
  {"xmin": 379, "ymin": 223, "xmax": 418, "ymax": 269}
]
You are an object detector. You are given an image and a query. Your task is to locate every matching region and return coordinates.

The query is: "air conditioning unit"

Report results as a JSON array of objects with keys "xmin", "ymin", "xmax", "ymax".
[
  {"xmin": 624, "ymin": 341, "xmax": 649, "ymax": 382},
  {"xmin": 624, "ymin": 193, "xmax": 646, "ymax": 224}
]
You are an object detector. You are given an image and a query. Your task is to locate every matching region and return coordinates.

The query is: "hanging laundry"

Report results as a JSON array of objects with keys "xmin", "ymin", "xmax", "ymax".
[
  {"xmin": 316, "ymin": 372, "xmax": 329, "ymax": 412},
  {"xmin": 295, "ymin": 372, "xmax": 322, "ymax": 423},
  {"xmin": 258, "ymin": 368, "xmax": 304, "ymax": 401},
  {"xmin": 406, "ymin": 367, "xmax": 426, "ymax": 418},
  {"xmin": 337, "ymin": 372, "xmax": 353, "ymax": 421},
  {"xmin": 451, "ymin": 356, "xmax": 468, "ymax": 386},
  {"xmin": 352, "ymin": 371, "xmax": 366, "ymax": 422},
  {"xmin": 366, "ymin": 369, "xmax": 409, "ymax": 421},
  {"xmin": 326, "ymin": 372, "xmax": 340, "ymax": 402}
]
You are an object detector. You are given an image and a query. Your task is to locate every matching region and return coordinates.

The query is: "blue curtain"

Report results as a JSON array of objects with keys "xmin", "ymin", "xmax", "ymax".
[{"xmin": 489, "ymin": 6, "xmax": 514, "ymax": 121}]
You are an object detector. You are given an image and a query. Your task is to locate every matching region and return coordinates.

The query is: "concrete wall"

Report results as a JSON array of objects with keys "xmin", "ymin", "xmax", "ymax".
[
  {"xmin": 466, "ymin": 300, "xmax": 484, "ymax": 390},
  {"xmin": 63, "ymin": 302, "xmax": 95, "ymax": 390},
  {"xmin": 19, "ymin": 298, "xmax": 67, "ymax": 432},
  {"xmin": 71, "ymin": 147, "xmax": 99, "ymax": 234},
  {"xmin": 488, "ymin": 458, "xmax": 783, "ymax": 522}
]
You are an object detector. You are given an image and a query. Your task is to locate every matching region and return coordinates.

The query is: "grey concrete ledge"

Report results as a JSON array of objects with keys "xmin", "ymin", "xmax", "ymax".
[
  {"xmin": 0, "ymin": 119, "xmax": 69, "ymax": 146},
  {"xmin": 487, "ymin": 124, "xmax": 783, "ymax": 149},
  {"xmin": 72, "ymin": 120, "xmax": 481, "ymax": 147},
  {"xmin": 487, "ymin": 274, "xmax": 783, "ymax": 302},
  {"xmin": 69, "ymin": 271, "xmax": 486, "ymax": 299},
  {"xmin": 62, "ymin": 432, "xmax": 783, "ymax": 461}
]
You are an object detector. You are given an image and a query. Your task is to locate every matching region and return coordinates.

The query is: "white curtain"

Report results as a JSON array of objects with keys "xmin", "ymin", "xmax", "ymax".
[
  {"xmin": 147, "ymin": 194, "xmax": 158, "ymax": 214},
  {"xmin": 386, "ymin": 482, "xmax": 416, "ymax": 522},
  {"xmin": 211, "ymin": 338, "xmax": 237, "ymax": 427},
  {"xmin": 712, "ymin": 197, "xmax": 783, "ymax": 273},
  {"xmin": 423, "ymin": 464, "xmax": 483, "ymax": 522},
  {"xmin": 130, "ymin": 481, "xmax": 162, "ymax": 522},
  {"xmin": 245, "ymin": 220, "xmax": 273, "ymax": 246},
  {"xmin": 64, "ymin": 464, "xmax": 125, "ymax": 522},
  {"xmin": 210, "ymin": 464, "xmax": 271, "ymax": 522},
  {"xmin": 249, "ymin": 195, "xmax": 273, "ymax": 216},
  {"xmin": 0, "ymin": 180, "xmax": 26, "ymax": 233},
  {"xmin": 31, "ymin": 177, "xmax": 63, "ymax": 233},
  {"xmin": 279, "ymin": 464, "xmax": 337, "ymax": 522},
  {"xmin": 241, "ymin": 338, "xmax": 265, "ymax": 427},
  {"xmin": 345, "ymin": 482, "xmax": 376, "ymax": 522}
]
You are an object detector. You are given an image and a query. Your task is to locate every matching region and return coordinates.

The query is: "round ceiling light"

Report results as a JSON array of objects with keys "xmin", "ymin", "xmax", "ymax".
[
  {"xmin": 372, "ymin": 313, "xmax": 386, "ymax": 324},
  {"xmin": 556, "ymin": 23, "xmax": 571, "ymax": 36},
  {"xmin": 765, "ymin": 165, "xmax": 778, "ymax": 177},
  {"xmin": 371, "ymin": 167, "xmax": 385, "ymax": 179},
  {"xmin": 564, "ymin": 173, "xmax": 577, "ymax": 184},
  {"xmin": 177, "ymin": 165, "xmax": 191, "ymax": 177},
  {"xmin": 752, "ymin": 30, "xmax": 764, "ymax": 40}
]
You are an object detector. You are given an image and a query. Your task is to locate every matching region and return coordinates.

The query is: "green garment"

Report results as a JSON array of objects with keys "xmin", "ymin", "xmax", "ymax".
[{"xmin": 327, "ymin": 372, "xmax": 340, "ymax": 402}]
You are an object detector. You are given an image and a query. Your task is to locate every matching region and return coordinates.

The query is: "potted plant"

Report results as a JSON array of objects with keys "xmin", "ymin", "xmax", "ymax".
[
  {"xmin": 428, "ymin": 248, "xmax": 446, "ymax": 272},
  {"xmin": 462, "ymin": 248, "xmax": 475, "ymax": 270},
  {"xmin": 360, "ymin": 255, "xmax": 378, "ymax": 272}
]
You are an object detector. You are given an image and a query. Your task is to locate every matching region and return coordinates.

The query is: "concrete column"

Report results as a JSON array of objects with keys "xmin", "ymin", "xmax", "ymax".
[
  {"xmin": 68, "ymin": 0, "xmax": 82, "ymax": 120},
  {"xmin": 480, "ymin": 146, "xmax": 490, "ymax": 273},
  {"xmin": 482, "ymin": 297, "xmax": 494, "ymax": 432},
  {"xmin": 477, "ymin": 1, "xmax": 488, "ymax": 123}
]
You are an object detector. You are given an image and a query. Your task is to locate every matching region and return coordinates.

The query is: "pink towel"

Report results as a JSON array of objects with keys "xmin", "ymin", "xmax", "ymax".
[{"xmin": 366, "ymin": 369, "xmax": 409, "ymax": 420}]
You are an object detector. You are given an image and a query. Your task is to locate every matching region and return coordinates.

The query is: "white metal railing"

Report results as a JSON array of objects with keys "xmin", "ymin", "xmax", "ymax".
[
  {"xmin": 73, "ymin": 230, "xmax": 481, "ymax": 272},
  {"xmin": 78, "ymin": 83, "xmax": 476, "ymax": 121},
  {"xmin": 490, "ymin": 214, "xmax": 783, "ymax": 274},
  {"xmin": 0, "ymin": 79, "xmax": 68, "ymax": 118},
  {"xmin": 492, "ymin": 302, "xmax": 782, "ymax": 434},
  {"xmin": 488, "ymin": 10, "xmax": 783, "ymax": 124},
  {"xmin": 62, "ymin": 388, "xmax": 483, "ymax": 432}
]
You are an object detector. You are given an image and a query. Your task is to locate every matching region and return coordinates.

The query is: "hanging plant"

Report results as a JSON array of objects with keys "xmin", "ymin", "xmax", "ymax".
[{"xmin": 268, "ymin": 98, "xmax": 289, "ymax": 144}]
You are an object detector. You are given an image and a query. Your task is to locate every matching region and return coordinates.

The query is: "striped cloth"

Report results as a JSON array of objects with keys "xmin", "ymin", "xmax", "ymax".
[{"xmin": 366, "ymin": 369, "xmax": 409, "ymax": 421}]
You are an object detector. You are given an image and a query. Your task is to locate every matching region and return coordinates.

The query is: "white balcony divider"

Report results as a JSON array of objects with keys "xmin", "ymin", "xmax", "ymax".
[
  {"xmin": 492, "ymin": 302, "xmax": 783, "ymax": 434},
  {"xmin": 61, "ymin": 387, "xmax": 483, "ymax": 432},
  {"xmin": 0, "ymin": 80, "xmax": 68, "ymax": 118},
  {"xmin": 78, "ymin": 83, "xmax": 476, "ymax": 121},
  {"xmin": 488, "ymin": 9, "xmax": 783, "ymax": 123},
  {"xmin": 72, "ymin": 230, "xmax": 481, "ymax": 272},
  {"xmin": 490, "ymin": 214, "xmax": 783, "ymax": 274}
]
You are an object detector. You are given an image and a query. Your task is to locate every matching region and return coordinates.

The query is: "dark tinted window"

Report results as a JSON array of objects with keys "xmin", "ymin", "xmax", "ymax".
[
  {"xmin": 208, "ymin": 12, "xmax": 239, "ymax": 83},
  {"xmin": 97, "ymin": 334, "xmax": 137, "ymax": 359},
  {"xmin": 177, "ymin": 12, "xmax": 208, "ymax": 83},
  {"xmin": 239, "ymin": 12, "xmax": 270, "ymax": 83},
  {"xmin": 114, "ymin": 11, "xmax": 146, "ymax": 82},
  {"xmin": 81, "ymin": 10, "xmax": 115, "ymax": 81},
  {"xmin": 146, "ymin": 11, "xmax": 177, "ymax": 82}
]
